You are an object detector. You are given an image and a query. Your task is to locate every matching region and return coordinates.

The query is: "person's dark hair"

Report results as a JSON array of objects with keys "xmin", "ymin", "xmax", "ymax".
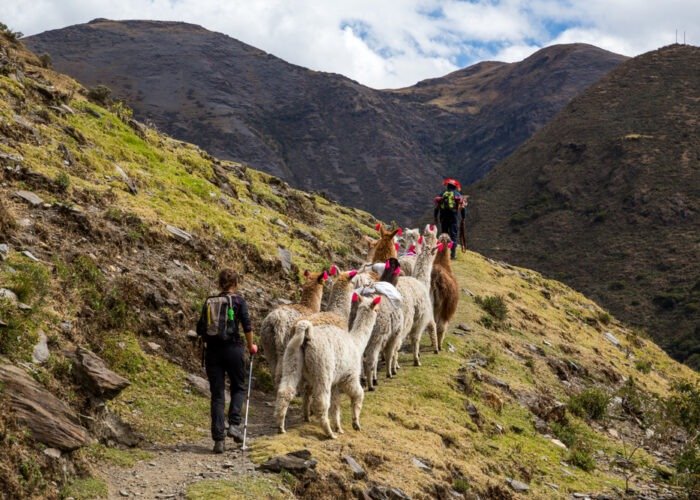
[{"xmin": 218, "ymin": 269, "xmax": 240, "ymax": 291}]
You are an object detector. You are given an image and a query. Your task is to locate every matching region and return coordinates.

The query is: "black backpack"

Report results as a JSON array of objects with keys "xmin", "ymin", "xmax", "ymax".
[{"xmin": 197, "ymin": 294, "xmax": 241, "ymax": 343}]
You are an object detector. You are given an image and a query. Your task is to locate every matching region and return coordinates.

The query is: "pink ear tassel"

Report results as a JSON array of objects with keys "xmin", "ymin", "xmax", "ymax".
[
  {"xmin": 385, "ymin": 259, "xmax": 390, "ymax": 267},
  {"xmin": 418, "ymin": 236, "xmax": 424, "ymax": 245},
  {"xmin": 348, "ymin": 270, "xmax": 358, "ymax": 278},
  {"xmin": 436, "ymin": 243, "xmax": 445, "ymax": 252},
  {"xmin": 408, "ymin": 244, "xmax": 416, "ymax": 253},
  {"xmin": 375, "ymin": 223, "xmax": 381, "ymax": 231},
  {"xmin": 397, "ymin": 228, "xmax": 403, "ymax": 236},
  {"xmin": 330, "ymin": 264, "xmax": 338, "ymax": 276},
  {"xmin": 448, "ymin": 242, "xmax": 454, "ymax": 249},
  {"xmin": 322, "ymin": 271, "xmax": 329, "ymax": 281},
  {"xmin": 352, "ymin": 293, "xmax": 359, "ymax": 303},
  {"xmin": 394, "ymin": 243, "xmax": 399, "ymax": 251},
  {"xmin": 429, "ymin": 224, "xmax": 436, "ymax": 232},
  {"xmin": 393, "ymin": 267, "xmax": 401, "ymax": 275},
  {"xmin": 372, "ymin": 296, "xmax": 382, "ymax": 305}
]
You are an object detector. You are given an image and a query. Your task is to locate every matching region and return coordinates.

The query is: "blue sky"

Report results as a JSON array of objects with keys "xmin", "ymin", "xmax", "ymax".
[{"xmin": 3, "ymin": 0, "xmax": 699, "ymax": 88}]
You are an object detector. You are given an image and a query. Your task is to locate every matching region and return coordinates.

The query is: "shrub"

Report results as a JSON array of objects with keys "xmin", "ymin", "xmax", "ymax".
[
  {"xmin": 0, "ymin": 22, "xmax": 23, "ymax": 42},
  {"xmin": 6, "ymin": 259, "xmax": 50, "ymax": 303},
  {"xmin": 475, "ymin": 295, "xmax": 508, "ymax": 321},
  {"xmin": 569, "ymin": 443, "xmax": 596, "ymax": 471},
  {"xmin": 38, "ymin": 53, "xmax": 52, "ymax": 68},
  {"xmin": 597, "ymin": 311, "xmax": 612, "ymax": 325},
  {"xmin": 87, "ymin": 84, "xmax": 112, "ymax": 104},
  {"xmin": 635, "ymin": 359, "xmax": 652, "ymax": 374},
  {"xmin": 453, "ymin": 477, "xmax": 470, "ymax": 493},
  {"xmin": 568, "ymin": 387, "xmax": 611, "ymax": 421},
  {"xmin": 55, "ymin": 172, "xmax": 70, "ymax": 193}
]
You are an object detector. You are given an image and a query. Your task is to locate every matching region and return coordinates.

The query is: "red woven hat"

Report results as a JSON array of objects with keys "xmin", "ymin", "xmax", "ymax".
[{"xmin": 443, "ymin": 178, "xmax": 462, "ymax": 191}]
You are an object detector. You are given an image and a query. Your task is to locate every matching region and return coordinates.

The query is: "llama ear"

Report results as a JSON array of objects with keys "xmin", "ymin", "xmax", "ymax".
[
  {"xmin": 352, "ymin": 292, "xmax": 359, "ymax": 303},
  {"xmin": 329, "ymin": 264, "xmax": 339, "ymax": 276},
  {"xmin": 321, "ymin": 271, "xmax": 329, "ymax": 282},
  {"xmin": 394, "ymin": 243, "xmax": 399, "ymax": 252},
  {"xmin": 418, "ymin": 235, "xmax": 424, "ymax": 245},
  {"xmin": 348, "ymin": 270, "xmax": 358, "ymax": 278},
  {"xmin": 372, "ymin": 296, "xmax": 382, "ymax": 308},
  {"xmin": 303, "ymin": 269, "xmax": 310, "ymax": 278},
  {"xmin": 375, "ymin": 223, "xmax": 381, "ymax": 232},
  {"xmin": 429, "ymin": 224, "xmax": 436, "ymax": 233},
  {"xmin": 448, "ymin": 242, "xmax": 454, "ymax": 249},
  {"xmin": 396, "ymin": 228, "xmax": 403, "ymax": 237},
  {"xmin": 393, "ymin": 267, "xmax": 401, "ymax": 275},
  {"xmin": 385, "ymin": 259, "xmax": 390, "ymax": 267}
]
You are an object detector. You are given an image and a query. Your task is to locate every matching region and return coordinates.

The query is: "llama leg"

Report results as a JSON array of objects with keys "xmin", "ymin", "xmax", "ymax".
[
  {"xmin": 348, "ymin": 379, "xmax": 365, "ymax": 431},
  {"xmin": 412, "ymin": 327, "xmax": 422, "ymax": 367},
  {"xmin": 330, "ymin": 388, "xmax": 344, "ymax": 434},
  {"xmin": 436, "ymin": 319, "xmax": 446, "ymax": 352},
  {"xmin": 363, "ymin": 353, "xmax": 376, "ymax": 391},
  {"xmin": 313, "ymin": 385, "xmax": 336, "ymax": 439},
  {"xmin": 383, "ymin": 336, "xmax": 399, "ymax": 378},
  {"xmin": 274, "ymin": 386, "xmax": 295, "ymax": 434},
  {"xmin": 302, "ymin": 382, "xmax": 312, "ymax": 422}
]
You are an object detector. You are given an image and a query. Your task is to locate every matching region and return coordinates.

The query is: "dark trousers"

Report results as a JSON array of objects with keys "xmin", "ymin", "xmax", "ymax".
[
  {"xmin": 440, "ymin": 216, "xmax": 459, "ymax": 258},
  {"xmin": 205, "ymin": 342, "xmax": 246, "ymax": 441}
]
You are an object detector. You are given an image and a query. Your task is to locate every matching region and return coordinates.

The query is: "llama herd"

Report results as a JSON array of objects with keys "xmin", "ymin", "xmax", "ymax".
[{"xmin": 262, "ymin": 224, "xmax": 460, "ymax": 439}]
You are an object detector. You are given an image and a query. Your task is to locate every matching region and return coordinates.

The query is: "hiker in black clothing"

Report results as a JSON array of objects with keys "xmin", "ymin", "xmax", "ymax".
[
  {"xmin": 434, "ymin": 178, "xmax": 467, "ymax": 260},
  {"xmin": 196, "ymin": 269, "xmax": 257, "ymax": 454}
]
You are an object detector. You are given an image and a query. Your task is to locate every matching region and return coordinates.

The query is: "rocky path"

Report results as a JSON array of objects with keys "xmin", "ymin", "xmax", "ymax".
[{"xmin": 103, "ymin": 389, "xmax": 292, "ymax": 499}]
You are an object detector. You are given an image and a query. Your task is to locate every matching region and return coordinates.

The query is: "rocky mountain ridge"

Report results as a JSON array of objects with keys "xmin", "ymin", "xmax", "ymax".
[
  {"xmin": 24, "ymin": 19, "xmax": 626, "ymax": 222},
  {"xmin": 469, "ymin": 44, "xmax": 700, "ymax": 370}
]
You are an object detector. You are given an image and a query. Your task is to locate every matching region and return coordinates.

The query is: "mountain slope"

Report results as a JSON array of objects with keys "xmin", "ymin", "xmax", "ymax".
[
  {"xmin": 469, "ymin": 44, "xmax": 700, "ymax": 369},
  {"xmin": 25, "ymin": 20, "xmax": 626, "ymax": 222},
  {"xmin": 2, "ymin": 30, "xmax": 697, "ymax": 500}
]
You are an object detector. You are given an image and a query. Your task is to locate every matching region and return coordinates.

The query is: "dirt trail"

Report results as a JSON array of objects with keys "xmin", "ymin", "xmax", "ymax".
[{"xmin": 103, "ymin": 389, "xmax": 294, "ymax": 499}]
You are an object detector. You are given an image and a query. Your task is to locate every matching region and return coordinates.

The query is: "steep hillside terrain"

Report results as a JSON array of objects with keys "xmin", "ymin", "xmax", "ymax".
[
  {"xmin": 0, "ymin": 31, "xmax": 697, "ymax": 500},
  {"xmin": 25, "ymin": 19, "xmax": 625, "ymax": 222},
  {"xmin": 469, "ymin": 45, "xmax": 700, "ymax": 370}
]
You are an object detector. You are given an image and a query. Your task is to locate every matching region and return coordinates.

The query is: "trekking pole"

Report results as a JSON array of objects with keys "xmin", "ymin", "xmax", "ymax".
[{"xmin": 241, "ymin": 354, "xmax": 254, "ymax": 451}]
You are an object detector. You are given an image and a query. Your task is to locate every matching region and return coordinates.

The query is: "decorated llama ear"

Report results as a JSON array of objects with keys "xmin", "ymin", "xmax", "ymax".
[
  {"xmin": 385, "ymin": 259, "xmax": 390, "ymax": 267},
  {"xmin": 418, "ymin": 235, "xmax": 424, "ymax": 245},
  {"xmin": 429, "ymin": 224, "xmax": 436, "ymax": 232},
  {"xmin": 372, "ymin": 296, "xmax": 382, "ymax": 306},
  {"xmin": 394, "ymin": 243, "xmax": 399, "ymax": 251},
  {"xmin": 375, "ymin": 223, "xmax": 381, "ymax": 232},
  {"xmin": 397, "ymin": 228, "xmax": 403, "ymax": 237},
  {"xmin": 408, "ymin": 244, "xmax": 416, "ymax": 253},
  {"xmin": 348, "ymin": 270, "xmax": 358, "ymax": 278},
  {"xmin": 448, "ymin": 242, "xmax": 454, "ymax": 249},
  {"xmin": 329, "ymin": 264, "xmax": 339, "ymax": 276},
  {"xmin": 436, "ymin": 243, "xmax": 445, "ymax": 253},
  {"xmin": 393, "ymin": 267, "xmax": 401, "ymax": 275},
  {"xmin": 321, "ymin": 270, "xmax": 329, "ymax": 281},
  {"xmin": 352, "ymin": 292, "xmax": 359, "ymax": 303}
]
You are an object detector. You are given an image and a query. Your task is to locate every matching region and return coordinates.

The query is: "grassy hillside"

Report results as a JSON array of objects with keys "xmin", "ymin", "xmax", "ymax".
[{"xmin": 0, "ymin": 29, "xmax": 697, "ymax": 500}]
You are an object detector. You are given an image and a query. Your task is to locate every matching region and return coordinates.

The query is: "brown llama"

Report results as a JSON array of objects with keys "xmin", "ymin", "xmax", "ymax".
[
  {"xmin": 431, "ymin": 234, "xmax": 459, "ymax": 351},
  {"xmin": 371, "ymin": 224, "xmax": 400, "ymax": 263}
]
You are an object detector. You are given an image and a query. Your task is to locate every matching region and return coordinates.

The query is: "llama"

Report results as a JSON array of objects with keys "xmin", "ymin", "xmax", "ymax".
[
  {"xmin": 361, "ymin": 235, "xmax": 378, "ymax": 262},
  {"xmin": 275, "ymin": 295, "xmax": 381, "ymax": 439},
  {"xmin": 399, "ymin": 228, "xmax": 420, "ymax": 253},
  {"xmin": 371, "ymin": 224, "xmax": 400, "ymax": 263},
  {"xmin": 384, "ymin": 226, "xmax": 440, "ymax": 374},
  {"xmin": 260, "ymin": 268, "xmax": 329, "ymax": 387},
  {"xmin": 431, "ymin": 234, "xmax": 459, "ymax": 352},
  {"xmin": 398, "ymin": 229, "xmax": 426, "ymax": 276}
]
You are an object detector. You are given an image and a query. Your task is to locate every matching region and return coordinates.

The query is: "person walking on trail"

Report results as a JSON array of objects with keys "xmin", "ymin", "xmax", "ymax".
[
  {"xmin": 196, "ymin": 269, "xmax": 258, "ymax": 454},
  {"xmin": 434, "ymin": 178, "xmax": 467, "ymax": 260}
]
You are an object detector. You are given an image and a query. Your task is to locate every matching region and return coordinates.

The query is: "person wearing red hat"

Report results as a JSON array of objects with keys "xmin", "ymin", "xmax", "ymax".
[{"xmin": 434, "ymin": 179, "xmax": 467, "ymax": 259}]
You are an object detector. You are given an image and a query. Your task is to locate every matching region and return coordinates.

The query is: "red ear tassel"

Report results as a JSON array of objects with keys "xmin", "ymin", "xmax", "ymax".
[
  {"xmin": 429, "ymin": 224, "xmax": 436, "ymax": 232},
  {"xmin": 448, "ymin": 242, "xmax": 454, "ymax": 249},
  {"xmin": 408, "ymin": 244, "xmax": 416, "ymax": 253},
  {"xmin": 437, "ymin": 243, "xmax": 445, "ymax": 252},
  {"xmin": 329, "ymin": 264, "xmax": 338, "ymax": 276},
  {"xmin": 394, "ymin": 243, "xmax": 399, "ymax": 251},
  {"xmin": 322, "ymin": 271, "xmax": 329, "ymax": 281},
  {"xmin": 348, "ymin": 270, "xmax": 358, "ymax": 278},
  {"xmin": 375, "ymin": 223, "xmax": 381, "ymax": 231},
  {"xmin": 393, "ymin": 267, "xmax": 401, "ymax": 275},
  {"xmin": 385, "ymin": 259, "xmax": 390, "ymax": 267},
  {"xmin": 372, "ymin": 296, "xmax": 382, "ymax": 305},
  {"xmin": 418, "ymin": 236, "xmax": 424, "ymax": 245},
  {"xmin": 352, "ymin": 293, "xmax": 359, "ymax": 303},
  {"xmin": 397, "ymin": 228, "xmax": 403, "ymax": 236}
]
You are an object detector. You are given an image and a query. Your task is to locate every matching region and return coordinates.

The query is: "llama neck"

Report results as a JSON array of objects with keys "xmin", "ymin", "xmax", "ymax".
[
  {"xmin": 434, "ymin": 250, "xmax": 452, "ymax": 272},
  {"xmin": 414, "ymin": 247, "xmax": 436, "ymax": 287},
  {"xmin": 349, "ymin": 309, "xmax": 378, "ymax": 347},
  {"xmin": 327, "ymin": 279, "xmax": 353, "ymax": 318},
  {"xmin": 300, "ymin": 282, "xmax": 324, "ymax": 312},
  {"xmin": 372, "ymin": 238, "xmax": 397, "ymax": 263}
]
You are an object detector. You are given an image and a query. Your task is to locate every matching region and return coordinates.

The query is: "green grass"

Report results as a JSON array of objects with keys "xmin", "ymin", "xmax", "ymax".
[
  {"xmin": 80, "ymin": 444, "xmax": 154, "ymax": 468},
  {"xmin": 60, "ymin": 477, "xmax": 108, "ymax": 499},
  {"xmin": 568, "ymin": 388, "xmax": 611, "ymax": 421},
  {"xmin": 186, "ymin": 477, "xmax": 290, "ymax": 499}
]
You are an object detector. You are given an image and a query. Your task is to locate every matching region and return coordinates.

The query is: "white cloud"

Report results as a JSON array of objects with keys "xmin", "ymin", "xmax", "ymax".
[{"xmin": 2, "ymin": 1, "xmax": 699, "ymax": 88}]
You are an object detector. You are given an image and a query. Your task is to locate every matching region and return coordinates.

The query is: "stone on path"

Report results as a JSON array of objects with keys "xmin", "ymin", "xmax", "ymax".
[
  {"xmin": 0, "ymin": 362, "xmax": 90, "ymax": 450},
  {"xmin": 186, "ymin": 374, "xmax": 211, "ymax": 397},
  {"xmin": 14, "ymin": 190, "xmax": 43, "ymax": 206},
  {"xmin": 551, "ymin": 438, "xmax": 568, "ymax": 449},
  {"xmin": 259, "ymin": 451, "xmax": 317, "ymax": 477},
  {"xmin": 343, "ymin": 455, "xmax": 366, "ymax": 479}
]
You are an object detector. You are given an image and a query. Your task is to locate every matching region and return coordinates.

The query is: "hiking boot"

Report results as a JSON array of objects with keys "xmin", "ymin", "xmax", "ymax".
[
  {"xmin": 227, "ymin": 424, "xmax": 244, "ymax": 443},
  {"xmin": 213, "ymin": 440, "xmax": 225, "ymax": 454}
]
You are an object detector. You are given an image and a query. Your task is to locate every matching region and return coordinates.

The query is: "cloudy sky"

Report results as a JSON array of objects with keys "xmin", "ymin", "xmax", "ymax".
[{"xmin": 3, "ymin": 0, "xmax": 698, "ymax": 88}]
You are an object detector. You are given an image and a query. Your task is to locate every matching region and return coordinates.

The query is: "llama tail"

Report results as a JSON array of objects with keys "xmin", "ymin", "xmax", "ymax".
[{"xmin": 274, "ymin": 321, "xmax": 311, "ymax": 432}]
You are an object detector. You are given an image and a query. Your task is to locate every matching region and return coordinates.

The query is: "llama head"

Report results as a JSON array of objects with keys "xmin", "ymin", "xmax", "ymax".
[
  {"xmin": 425, "ymin": 224, "xmax": 437, "ymax": 235},
  {"xmin": 303, "ymin": 269, "xmax": 328, "ymax": 284},
  {"xmin": 371, "ymin": 225, "xmax": 400, "ymax": 262}
]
